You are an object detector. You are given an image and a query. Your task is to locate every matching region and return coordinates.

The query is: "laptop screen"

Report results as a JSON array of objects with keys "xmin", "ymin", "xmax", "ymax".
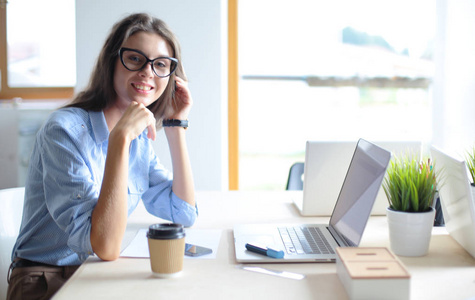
[
  {"xmin": 431, "ymin": 147, "xmax": 475, "ymax": 258},
  {"xmin": 329, "ymin": 139, "xmax": 391, "ymax": 246}
]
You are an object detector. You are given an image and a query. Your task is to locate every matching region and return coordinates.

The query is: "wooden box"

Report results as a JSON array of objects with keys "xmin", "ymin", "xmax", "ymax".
[{"xmin": 336, "ymin": 247, "xmax": 410, "ymax": 300}]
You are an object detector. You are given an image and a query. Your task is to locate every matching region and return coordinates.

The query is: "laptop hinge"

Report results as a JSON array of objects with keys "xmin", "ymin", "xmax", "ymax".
[{"xmin": 327, "ymin": 225, "xmax": 356, "ymax": 247}]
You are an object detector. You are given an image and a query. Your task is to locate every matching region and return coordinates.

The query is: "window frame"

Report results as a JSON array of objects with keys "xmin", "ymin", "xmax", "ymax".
[
  {"xmin": 228, "ymin": 0, "xmax": 239, "ymax": 190},
  {"xmin": 0, "ymin": 5, "xmax": 74, "ymax": 100}
]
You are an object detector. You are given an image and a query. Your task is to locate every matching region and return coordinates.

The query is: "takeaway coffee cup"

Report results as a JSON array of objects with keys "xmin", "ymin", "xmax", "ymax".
[{"xmin": 147, "ymin": 223, "xmax": 186, "ymax": 278}]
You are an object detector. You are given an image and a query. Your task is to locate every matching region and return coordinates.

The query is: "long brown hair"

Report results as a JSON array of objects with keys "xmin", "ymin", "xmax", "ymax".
[{"xmin": 67, "ymin": 13, "xmax": 186, "ymax": 124}]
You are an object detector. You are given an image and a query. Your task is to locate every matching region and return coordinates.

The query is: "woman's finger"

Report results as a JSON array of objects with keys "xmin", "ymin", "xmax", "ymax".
[{"xmin": 147, "ymin": 124, "xmax": 156, "ymax": 141}]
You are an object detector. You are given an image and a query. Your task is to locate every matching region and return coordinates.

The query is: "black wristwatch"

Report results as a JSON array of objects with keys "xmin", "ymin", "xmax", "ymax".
[{"xmin": 163, "ymin": 119, "xmax": 188, "ymax": 129}]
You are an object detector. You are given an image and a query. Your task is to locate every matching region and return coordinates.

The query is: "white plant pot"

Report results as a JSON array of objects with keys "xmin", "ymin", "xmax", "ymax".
[{"xmin": 386, "ymin": 207, "xmax": 436, "ymax": 257}]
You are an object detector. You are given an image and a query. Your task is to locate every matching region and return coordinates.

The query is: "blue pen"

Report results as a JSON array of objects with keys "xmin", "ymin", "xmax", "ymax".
[{"xmin": 245, "ymin": 243, "xmax": 285, "ymax": 259}]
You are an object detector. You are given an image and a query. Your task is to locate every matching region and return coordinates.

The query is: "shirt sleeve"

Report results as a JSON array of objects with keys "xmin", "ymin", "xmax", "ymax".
[
  {"xmin": 140, "ymin": 144, "xmax": 197, "ymax": 227},
  {"xmin": 39, "ymin": 120, "xmax": 97, "ymax": 257}
]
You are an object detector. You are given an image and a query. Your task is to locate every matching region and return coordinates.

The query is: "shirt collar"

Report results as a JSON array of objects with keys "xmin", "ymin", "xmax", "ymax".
[{"xmin": 89, "ymin": 110, "xmax": 109, "ymax": 144}]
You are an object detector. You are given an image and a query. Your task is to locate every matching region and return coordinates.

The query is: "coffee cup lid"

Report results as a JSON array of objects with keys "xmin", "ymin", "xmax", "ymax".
[{"xmin": 147, "ymin": 223, "xmax": 186, "ymax": 240}]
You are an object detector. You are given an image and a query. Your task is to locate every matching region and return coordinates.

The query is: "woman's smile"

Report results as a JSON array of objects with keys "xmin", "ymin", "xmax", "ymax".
[{"xmin": 131, "ymin": 82, "xmax": 154, "ymax": 93}]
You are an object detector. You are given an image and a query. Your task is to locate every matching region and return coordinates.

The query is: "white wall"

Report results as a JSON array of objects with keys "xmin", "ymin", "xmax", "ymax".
[
  {"xmin": 433, "ymin": 0, "xmax": 475, "ymax": 156},
  {"xmin": 75, "ymin": 0, "xmax": 228, "ymax": 190}
]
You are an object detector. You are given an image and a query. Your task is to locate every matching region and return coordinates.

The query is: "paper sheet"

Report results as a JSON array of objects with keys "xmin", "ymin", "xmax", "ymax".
[
  {"xmin": 120, "ymin": 228, "xmax": 221, "ymax": 259},
  {"xmin": 238, "ymin": 265, "xmax": 306, "ymax": 280}
]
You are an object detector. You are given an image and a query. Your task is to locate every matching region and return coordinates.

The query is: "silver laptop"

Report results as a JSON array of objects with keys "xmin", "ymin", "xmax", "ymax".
[
  {"xmin": 431, "ymin": 146, "xmax": 475, "ymax": 259},
  {"xmin": 293, "ymin": 140, "xmax": 422, "ymax": 216},
  {"xmin": 234, "ymin": 138, "xmax": 391, "ymax": 263}
]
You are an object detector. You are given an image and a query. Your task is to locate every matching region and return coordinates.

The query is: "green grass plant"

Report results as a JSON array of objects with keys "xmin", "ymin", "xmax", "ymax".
[
  {"xmin": 383, "ymin": 156, "xmax": 438, "ymax": 212},
  {"xmin": 465, "ymin": 147, "xmax": 475, "ymax": 184}
]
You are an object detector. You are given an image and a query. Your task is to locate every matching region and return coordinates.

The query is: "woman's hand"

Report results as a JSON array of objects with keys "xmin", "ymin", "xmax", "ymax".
[
  {"xmin": 112, "ymin": 101, "xmax": 157, "ymax": 142},
  {"xmin": 168, "ymin": 76, "xmax": 193, "ymax": 120}
]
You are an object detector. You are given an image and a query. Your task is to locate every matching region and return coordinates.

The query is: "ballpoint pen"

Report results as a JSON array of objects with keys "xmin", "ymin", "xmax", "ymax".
[{"xmin": 245, "ymin": 243, "xmax": 285, "ymax": 259}]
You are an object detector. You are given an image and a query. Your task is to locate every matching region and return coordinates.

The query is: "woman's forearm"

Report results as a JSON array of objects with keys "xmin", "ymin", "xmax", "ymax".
[
  {"xmin": 90, "ymin": 132, "xmax": 130, "ymax": 261},
  {"xmin": 165, "ymin": 127, "xmax": 195, "ymax": 206}
]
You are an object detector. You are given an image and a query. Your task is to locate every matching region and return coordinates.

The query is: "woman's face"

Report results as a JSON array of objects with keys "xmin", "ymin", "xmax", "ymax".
[{"xmin": 113, "ymin": 31, "xmax": 173, "ymax": 109}]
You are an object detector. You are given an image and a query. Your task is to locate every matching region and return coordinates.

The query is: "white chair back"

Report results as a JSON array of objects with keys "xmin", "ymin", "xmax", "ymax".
[{"xmin": 0, "ymin": 187, "xmax": 24, "ymax": 300}]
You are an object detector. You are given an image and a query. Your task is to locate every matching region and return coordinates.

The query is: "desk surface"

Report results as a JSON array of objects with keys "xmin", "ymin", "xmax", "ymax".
[{"xmin": 54, "ymin": 191, "xmax": 475, "ymax": 300}]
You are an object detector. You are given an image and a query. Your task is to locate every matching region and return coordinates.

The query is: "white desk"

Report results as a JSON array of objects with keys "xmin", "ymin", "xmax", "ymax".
[{"xmin": 54, "ymin": 191, "xmax": 475, "ymax": 300}]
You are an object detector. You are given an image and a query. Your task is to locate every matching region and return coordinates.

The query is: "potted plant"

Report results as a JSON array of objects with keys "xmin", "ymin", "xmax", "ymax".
[
  {"xmin": 465, "ymin": 147, "xmax": 475, "ymax": 200},
  {"xmin": 466, "ymin": 147, "xmax": 475, "ymax": 182},
  {"xmin": 383, "ymin": 155, "xmax": 438, "ymax": 256}
]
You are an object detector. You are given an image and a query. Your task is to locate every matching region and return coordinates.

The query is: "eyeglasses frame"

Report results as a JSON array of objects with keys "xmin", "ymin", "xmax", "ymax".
[{"xmin": 118, "ymin": 47, "xmax": 178, "ymax": 78}]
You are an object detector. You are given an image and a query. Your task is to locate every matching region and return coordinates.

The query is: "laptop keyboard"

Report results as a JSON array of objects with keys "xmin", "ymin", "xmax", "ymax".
[{"xmin": 278, "ymin": 226, "xmax": 335, "ymax": 255}]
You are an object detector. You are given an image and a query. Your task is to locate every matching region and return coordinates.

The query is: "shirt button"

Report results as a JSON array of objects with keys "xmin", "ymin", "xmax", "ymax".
[{"xmin": 81, "ymin": 124, "xmax": 85, "ymax": 128}]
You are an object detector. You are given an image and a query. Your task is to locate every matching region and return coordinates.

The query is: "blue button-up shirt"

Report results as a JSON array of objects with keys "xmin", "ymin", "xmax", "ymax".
[{"xmin": 11, "ymin": 107, "xmax": 197, "ymax": 266}]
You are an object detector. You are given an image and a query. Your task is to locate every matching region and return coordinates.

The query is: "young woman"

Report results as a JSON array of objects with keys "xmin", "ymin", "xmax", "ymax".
[{"xmin": 7, "ymin": 13, "xmax": 197, "ymax": 300}]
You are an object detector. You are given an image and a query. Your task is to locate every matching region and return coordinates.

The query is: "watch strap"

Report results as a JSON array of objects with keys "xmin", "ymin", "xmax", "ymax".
[{"xmin": 163, "ymin": 119, "xmax": 188, "ymax": 129}]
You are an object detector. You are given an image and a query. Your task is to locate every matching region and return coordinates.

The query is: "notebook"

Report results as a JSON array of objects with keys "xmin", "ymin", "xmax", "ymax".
[
  {"xmin": 234, "ymin": 138, "xmax": 391, "ymax": 263},
  {"xmin": 293, "ymin": 140, "xmax": 421, "ymax": 216},
  {"xmin": 430, "ymin": 146, "xmax": 475, "ymax": 259}
]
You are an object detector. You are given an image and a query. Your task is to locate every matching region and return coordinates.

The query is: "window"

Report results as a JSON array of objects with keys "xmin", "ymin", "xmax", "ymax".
[
  {"xmin": 237, "ymin": 0, "xmax": 436, "ymax": 190},
  {"xmin": 0, "ymin": 0, "xmax": 76, "ymax": 99}
]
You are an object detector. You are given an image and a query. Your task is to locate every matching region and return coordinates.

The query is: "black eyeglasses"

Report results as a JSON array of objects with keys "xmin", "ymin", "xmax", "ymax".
[{"xmin": 118, "ymin": 47, "xmax": 178, "ymax": 78}]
